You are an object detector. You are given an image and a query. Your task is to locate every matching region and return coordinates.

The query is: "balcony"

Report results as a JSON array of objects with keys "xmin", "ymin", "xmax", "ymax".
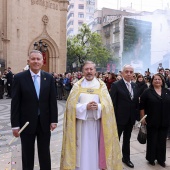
[
  {"xmin": 113, "ymin": 26, "xmax": 120, "ymax": 34},
  {"xmin": 86, "ymin": 0, "xmax": 95, "ymax": 5},
  {"xmin": 112, "ymin": 42, "xmax": 120, "ymax": 49},
  {"xmin": 105, "ymin": 30, "xmax": 110, "ymax": 37}
]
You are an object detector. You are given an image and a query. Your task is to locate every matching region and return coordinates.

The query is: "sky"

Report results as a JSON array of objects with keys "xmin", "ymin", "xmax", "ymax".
[{"xmin": 97, "ymin": 0, "xmax": 170, "ymax": 12}]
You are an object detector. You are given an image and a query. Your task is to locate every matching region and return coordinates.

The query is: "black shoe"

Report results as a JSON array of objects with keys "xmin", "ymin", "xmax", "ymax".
[
  {"xmin": 158, "ymin": 161, "xmax": 165, "ymax": 167},
  {"xmin": 122, "ymin": 158, "xmax": 134, "ymax": 168},
  {"xmin": 149, "ymin": 161, "xmax": 155, "ymax": 166}
]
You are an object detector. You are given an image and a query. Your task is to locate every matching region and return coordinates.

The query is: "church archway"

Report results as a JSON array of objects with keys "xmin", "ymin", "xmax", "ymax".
[
  {"xmin": 28, "ymin": 15, "xmax": 60, "ymax": 73},
  {"xmin": 28, "ymin": 37, "xmax": 59, "ymax": 73}
]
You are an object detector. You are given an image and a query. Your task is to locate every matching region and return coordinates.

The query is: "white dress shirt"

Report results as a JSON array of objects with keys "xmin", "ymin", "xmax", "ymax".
[
  {"xmin": 123, "ymin": 78, "xmax": 134, "ymax": 99},
  {"xmin": 30, "ymin": 69, "xmax": 41, "ymax": 87}
]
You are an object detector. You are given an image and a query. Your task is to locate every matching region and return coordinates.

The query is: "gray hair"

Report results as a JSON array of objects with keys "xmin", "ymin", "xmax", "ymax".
[
  {"xmin": 29, "ymin": 50, "xmax": 43, "ymax": 57},
  {"xmin": 122, "ymin": 64, "xmax": 134, "ymax": 72},
  {"xmin": 82, "ymin": 61, "xmax": 96, "ymax": 69}
]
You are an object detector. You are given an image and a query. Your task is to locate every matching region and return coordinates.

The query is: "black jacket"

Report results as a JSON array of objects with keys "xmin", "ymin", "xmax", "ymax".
[
  {"xmin": 11, "ymin": 70, "xmax": 58, "ymax": 133},
  {"xmin": 110, "ymin": 79, "xmax": 139, "ymax": 125},
  {"xmin": 140, "ymin": 87, "xmax": 170, "ymax": 128},
  {"xmin": 6, "ymin": 71, "xmax": 13, "ymax": 85},
  {"xmin": 136, "ymin": 81, "xmax": 148, "ymax": 97}
]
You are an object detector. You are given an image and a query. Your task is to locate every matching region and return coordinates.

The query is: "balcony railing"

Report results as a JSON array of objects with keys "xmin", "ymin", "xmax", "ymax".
[
  {"xmin": 105, "ymin": 30, "xmax": 110, "ymax": 37},
  {"xmin": 112, "ymin": 42, "xmax": 120, "ymax": 49},
  {"xmin": 113, "ymin": 27, "xmax": 120, "ymax": 34}
]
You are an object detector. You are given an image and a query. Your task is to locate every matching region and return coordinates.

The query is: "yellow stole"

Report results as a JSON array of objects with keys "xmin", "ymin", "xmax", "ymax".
[{"xmin": 60, "ymin": 78, "xmax": 123, "ymax": 170}]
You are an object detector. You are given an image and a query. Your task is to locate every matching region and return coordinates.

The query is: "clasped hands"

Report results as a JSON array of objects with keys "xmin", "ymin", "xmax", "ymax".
[{"xmin": 87, "ymin": 101, "xmax": 98, "ymax": 110}]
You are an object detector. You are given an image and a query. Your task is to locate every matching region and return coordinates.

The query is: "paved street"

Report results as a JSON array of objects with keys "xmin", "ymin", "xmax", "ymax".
[{"xmin": 0, "ymin": 98, "xmax": 170, "ymax": 170}]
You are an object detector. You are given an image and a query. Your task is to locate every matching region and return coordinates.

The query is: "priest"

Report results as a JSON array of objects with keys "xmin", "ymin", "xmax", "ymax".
[{"xmin": 60, "ymin": 61, "xmax": 122, "ymax": 170}]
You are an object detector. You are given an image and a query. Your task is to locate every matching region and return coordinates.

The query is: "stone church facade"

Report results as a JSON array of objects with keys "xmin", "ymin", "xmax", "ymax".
[{"xmin": 0, "ymin": 0, "xmax": 68, "ymax": 74}]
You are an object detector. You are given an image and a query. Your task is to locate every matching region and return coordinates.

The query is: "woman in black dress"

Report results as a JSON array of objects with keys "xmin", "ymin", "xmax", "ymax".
[
  {"xmin": 136, "ymin": 74, "xmax": 148, "ymax": 121},
  {"xmin": 136, "ymin": 74, "xmax": 148, "ymax": 96},
  {"xmin": 140, "ymin": 73, "xmax": 170, "ymax": 167}
]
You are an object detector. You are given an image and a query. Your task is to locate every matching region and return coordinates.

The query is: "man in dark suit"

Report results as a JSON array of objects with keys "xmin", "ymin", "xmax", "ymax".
[
  {"xmin": 110, "ymin": 65, "xmax": 138, "ymax": 168},
  {"xmin": 6, "ymin": 67, "xmax": 13, "ymax": 98},
  {"xmin": 11, "ymin": 50, "xmax": 58, "ymax": 170}
]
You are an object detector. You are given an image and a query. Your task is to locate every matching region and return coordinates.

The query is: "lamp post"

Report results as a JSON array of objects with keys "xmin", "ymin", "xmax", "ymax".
[{"xmin": 33, "ymin": 40, "xmax": 48, "ymax": 65}]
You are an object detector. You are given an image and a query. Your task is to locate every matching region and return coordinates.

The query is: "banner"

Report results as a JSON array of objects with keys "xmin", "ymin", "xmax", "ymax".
[{"xmin": 42, "ymin": 52, "xmax": 46, "ymax": 65}]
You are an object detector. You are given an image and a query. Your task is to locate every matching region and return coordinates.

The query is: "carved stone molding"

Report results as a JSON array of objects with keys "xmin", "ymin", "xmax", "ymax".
[
  {"xmin": 42, "ymin": 15, "xmax": 49, "ymax": 25},
  {"xmin": 1, "ymin": 32, "xmax": 10, "ymax": 42},
  {"xmin": 59, "ymin": 0, "xmax": 69, "ymax": 11},
  {"xmin": 28, "ymin": 16, "xmax": 59, "ymax": 59}
]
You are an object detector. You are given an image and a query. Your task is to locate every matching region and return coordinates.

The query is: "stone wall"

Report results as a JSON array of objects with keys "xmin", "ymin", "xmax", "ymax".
[{"xmin": 0, "ymin": 0, "xmax": 68, "ymax": 74}]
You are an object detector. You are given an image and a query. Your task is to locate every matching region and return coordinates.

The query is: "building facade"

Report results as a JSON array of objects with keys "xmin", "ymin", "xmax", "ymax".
[
  {"xmin": 0, "ymin": 0, "xmax": 68, "ymax": 74},
  {"xmin": 91, "ymin": 8, "xmax": 139, "ymax": 72},
  {"xmin": 67, "ymin": 0, "xmax": 96, "ymax": 36},
  {"xmin": 91, "ymin": 8, "xmax": 170, "ymax": 73}
]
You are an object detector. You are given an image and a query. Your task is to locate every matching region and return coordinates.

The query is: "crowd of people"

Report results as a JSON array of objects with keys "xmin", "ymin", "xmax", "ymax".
[
  {"xmin": 53, "ymin": 66, "xmax": 170, "ymax": 100},
  {"xmin": 7, "ymin": 50, "xmax": 170, "ymax": 170},
  {"xmin": 55, "ymin": 65, "xmax": 170, "ymax": 169},
  {"xmin": 0, "ymin": 67, "xmax": 13, "ymax": 99}
]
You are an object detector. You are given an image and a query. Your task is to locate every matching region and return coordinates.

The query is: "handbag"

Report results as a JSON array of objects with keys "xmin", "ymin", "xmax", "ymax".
[
  {"xmin": 64, "ymin": 84, "xmax": 71, "ymax": 91},
  {"xmin": 137, "ymin": 124, "xmax": 147, "ymax": 144}
]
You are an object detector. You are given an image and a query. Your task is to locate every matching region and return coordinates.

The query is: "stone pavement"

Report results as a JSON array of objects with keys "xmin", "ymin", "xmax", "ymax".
[{"xmin": 0, "ymin": 98, "xmax": 170, "ymax": 170}]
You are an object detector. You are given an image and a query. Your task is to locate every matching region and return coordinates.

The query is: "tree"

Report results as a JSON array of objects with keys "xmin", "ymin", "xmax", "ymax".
[{"xmin": 67, "ymin": 24, "xmax": 111, "ymax": 71}]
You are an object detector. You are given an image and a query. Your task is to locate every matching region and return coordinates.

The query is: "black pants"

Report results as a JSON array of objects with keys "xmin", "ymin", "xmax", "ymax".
[
  {"xmin": 7, "ymin": 84, "xmax": 12, "ymax": 97},
  {"xmin": 20, "ymin": 118, "xmax": 51, "ymax": 170},
  {"xmin": 117, "ymin": 122, "xmax": 133, "ymax": 161},
  {"xmin": 57, "ymin": 87, "xmax": 63, "ymax": 100},
  {"xmin": 167, "ymin": 126, "xmax": 170, "ymax": 138},
  {"xmin": 146, "ymin": 127, "xmax": 168, "ymax": 163}
]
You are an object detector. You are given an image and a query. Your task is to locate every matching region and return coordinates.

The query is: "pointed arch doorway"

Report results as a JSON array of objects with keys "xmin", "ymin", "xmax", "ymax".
[{"xmin": 28, "ymin": 38, "xmax": 59, "ymax": 73}]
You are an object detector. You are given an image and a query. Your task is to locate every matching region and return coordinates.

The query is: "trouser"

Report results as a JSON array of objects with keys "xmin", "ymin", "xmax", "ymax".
[
  {"xmin": 64, "ymin": 89, "xmax": 70, "ymax": 100},
  {"xmin": 7, "ymin": 84, "xmax": 12, "ymax": 97},
  {"xmin": 57, "ymin": 87, "xmax": 63, "ymax": 99},
  {"xmin": 146, "ymin": 127, "xmax": 168, "ymax": 163},
  {"xmin": 20, "ymin": 118, "xmax": 51, "ymax": 170},
  {"xmin": 117, "ymin": 122, "xmax": 133, "ymax": 161}
]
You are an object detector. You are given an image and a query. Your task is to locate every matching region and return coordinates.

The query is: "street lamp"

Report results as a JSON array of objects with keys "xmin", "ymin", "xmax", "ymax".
[
  {"xmin": 33, "ymin": 40, "xmax": 48, "ymax": 65},
  {"xmin": 33, "ymin": 40, "xmax": 48, "ymax": 52}
]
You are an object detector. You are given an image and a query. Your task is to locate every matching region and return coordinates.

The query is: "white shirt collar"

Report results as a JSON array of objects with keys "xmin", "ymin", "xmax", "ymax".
[
  {"xmin": 29, "ymin": 69, "xmax": 41, "ymax": 77},
  {"xmin": 123, "ymin": 78, "xmax": 131, "ymax": 84},
  {"xmin": 82, "ymin": 77, "xmax": 100, "ymax": 88}
]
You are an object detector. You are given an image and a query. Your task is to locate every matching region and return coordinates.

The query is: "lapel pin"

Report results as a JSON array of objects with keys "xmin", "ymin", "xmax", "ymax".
[{"xmin": 44, "ymin": 78, "xmax": 46, "ymax": 80}]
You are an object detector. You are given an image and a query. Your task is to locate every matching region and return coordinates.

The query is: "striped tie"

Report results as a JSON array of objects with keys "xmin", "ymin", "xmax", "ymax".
[{"xmin": 126, "ymin": 82, "xmax": 133, "ymax": 99}]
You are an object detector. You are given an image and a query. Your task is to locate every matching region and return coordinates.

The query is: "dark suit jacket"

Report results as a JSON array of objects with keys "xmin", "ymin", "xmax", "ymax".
[
  {"xmin": 140, "ymin": 87, "xmax": 170, "ymax": 128},
  {"xmin": 11, "ymin": 70, "xmax": 58, "ymax": 134},
  {"xmin": 110, "ymin": 79, "xmax": 138, "ymax": 125},
  {"xmin": 6, "ymin": 71, "xmax": 13, "ymax": 85}
]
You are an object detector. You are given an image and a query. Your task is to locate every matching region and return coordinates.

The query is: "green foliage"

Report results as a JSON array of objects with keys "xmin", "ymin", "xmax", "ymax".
[{"xmin": 67, "ymin": 24, "xmax": 111, "ymax": 70}]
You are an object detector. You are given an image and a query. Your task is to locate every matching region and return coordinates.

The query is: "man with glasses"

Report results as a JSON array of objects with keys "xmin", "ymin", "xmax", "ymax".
[{"xmin": 110, "ymin": 65, "xmax": 139, "ymax": 168}]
